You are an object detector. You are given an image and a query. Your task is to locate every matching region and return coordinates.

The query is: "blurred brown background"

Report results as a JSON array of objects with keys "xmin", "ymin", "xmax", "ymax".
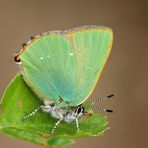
[{"xmin": 0, "ymin": 0, "xmax": 148, "ymax": 148}]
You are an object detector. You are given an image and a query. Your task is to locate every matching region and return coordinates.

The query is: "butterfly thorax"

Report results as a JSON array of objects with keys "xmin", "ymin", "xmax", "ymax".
[{"xmin": 41, "ymin": 104, "xmax": 85, "ymax": 123}]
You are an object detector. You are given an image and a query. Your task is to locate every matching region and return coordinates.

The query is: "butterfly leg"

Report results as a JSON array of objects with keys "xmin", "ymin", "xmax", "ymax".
[
  {"xmin": 21, "ymin": 106, "xmax": 41, "ymax": 121},
  {"xmin": 51, "ymin": 118, "xmax": 63, "ymax": 134},
  {"xmin": 21, "ymin": 103, "xmax": 54, "ymax": 121},
  {"xmin": 75, "ymin": 118, "xmax": 80, "ymax": 132}
]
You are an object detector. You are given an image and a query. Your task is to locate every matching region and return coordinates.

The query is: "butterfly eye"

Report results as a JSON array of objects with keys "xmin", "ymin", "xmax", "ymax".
[
  {"xmin": 76, "ymin": 106, "xmax": 84, "ymax": 114},
  {"xmin": 77, "ymin": 107, "xmax": 82, "ymax": 114}
]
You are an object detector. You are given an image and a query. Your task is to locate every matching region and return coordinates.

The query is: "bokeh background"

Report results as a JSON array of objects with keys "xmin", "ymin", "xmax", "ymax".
[{"xmin": 0, "ymin": 0, "xmax": 148, "ymax": 148}]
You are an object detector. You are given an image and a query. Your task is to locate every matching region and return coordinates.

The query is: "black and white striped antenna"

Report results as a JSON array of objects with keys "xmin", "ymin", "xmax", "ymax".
[{"xmin": 89, "ymin": 94, "xmax": 115, "ymax": 113}]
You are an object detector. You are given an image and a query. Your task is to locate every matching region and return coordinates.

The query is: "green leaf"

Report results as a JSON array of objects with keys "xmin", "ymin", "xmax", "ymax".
[{"xmin": 0, "ymin": 73, "xmax": 109, "ymax": 147}]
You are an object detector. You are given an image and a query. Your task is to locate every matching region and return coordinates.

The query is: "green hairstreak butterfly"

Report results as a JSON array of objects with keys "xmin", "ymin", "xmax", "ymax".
[{"xmin": 14, "ymin": 26, "xmax": 114, "ymax": 134}]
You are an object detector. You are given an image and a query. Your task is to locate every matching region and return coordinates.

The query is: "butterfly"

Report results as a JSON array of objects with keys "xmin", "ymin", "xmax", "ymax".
[{"xmin": 14, "ymin": 26, "xmax": 114, "ymax": 134}]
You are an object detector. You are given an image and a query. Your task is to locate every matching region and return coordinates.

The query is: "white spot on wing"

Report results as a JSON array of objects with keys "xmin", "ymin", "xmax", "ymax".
[
  {"xmin": 70, "ymin": 52, "xmax": 74, "ymax": 56},
  {"xmin": 40, "ymin": 57, "xmax": 44, "ymax": 60}
]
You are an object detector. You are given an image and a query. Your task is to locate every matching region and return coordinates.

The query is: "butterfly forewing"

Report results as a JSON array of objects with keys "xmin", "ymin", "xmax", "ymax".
[{"xmin": 20, "ymin": 26, "xmax": 113, "ymax": 107}]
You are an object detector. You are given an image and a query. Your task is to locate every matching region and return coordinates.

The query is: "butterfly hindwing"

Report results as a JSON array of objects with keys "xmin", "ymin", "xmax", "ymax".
[
  {"xmin": 19, "ymin": 26, "xmax": 113, "ymax": 106},
  {"xmin": 63, "ymin": 26, "xmax": 113, "ymax": 105}
]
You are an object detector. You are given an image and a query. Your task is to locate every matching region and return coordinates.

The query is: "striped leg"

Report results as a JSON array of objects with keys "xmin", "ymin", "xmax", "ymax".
[
  {"xmin": 51, "ymin": 118, "xmax": 63, "ymax": 134},
  {"xmin": 75, "ymin": 118, "xmax": 80, "ymax": 132},
  {"xmin": 21, "ymin": 106, "xmax": 41, "ymax": 121}
]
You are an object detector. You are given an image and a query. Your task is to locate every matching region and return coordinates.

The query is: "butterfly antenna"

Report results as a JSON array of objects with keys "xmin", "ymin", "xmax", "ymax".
[
  {"xmin": 89, "ymin": 105, "xmax": 114, "ymax": 113},
  {"xmin": 90, "ymin": 94, "xmax": 115, "ymax": 104},
  {"xmin": 21, "ymin": 106, "xmax": 41, "ymax": 121}
]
